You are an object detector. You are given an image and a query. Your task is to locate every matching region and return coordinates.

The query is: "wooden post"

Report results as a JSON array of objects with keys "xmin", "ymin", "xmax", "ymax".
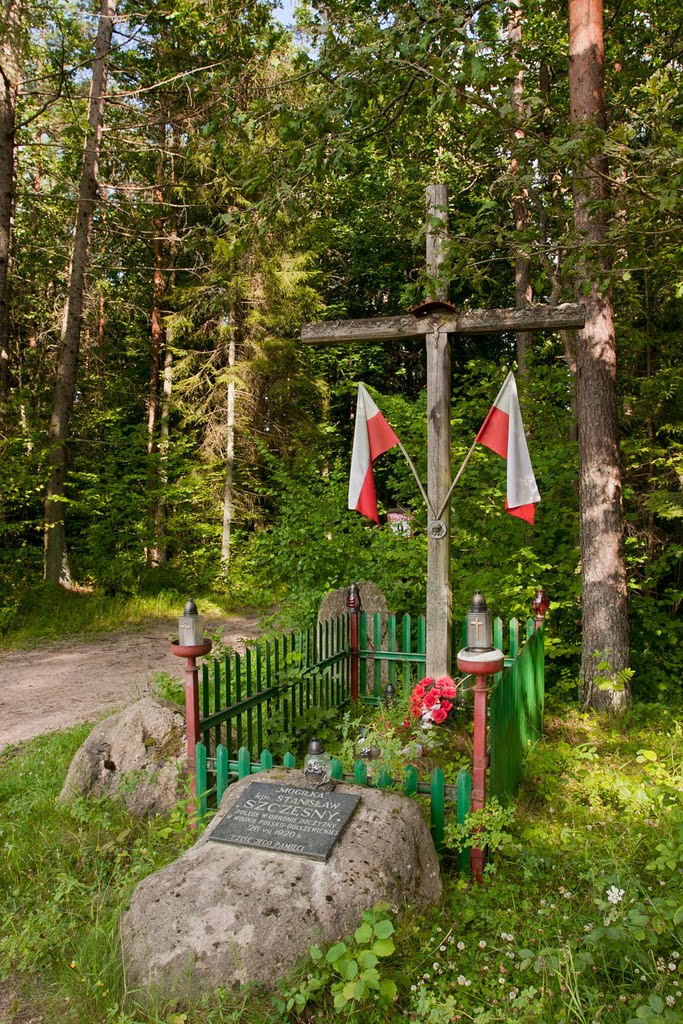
[
  {"xmin": 347, "ymin": 583, "xmax": 360, "ymax": 701},
  {"xmin": 425, "ymin": 184, "xmax": 452, "ymax": 678}
]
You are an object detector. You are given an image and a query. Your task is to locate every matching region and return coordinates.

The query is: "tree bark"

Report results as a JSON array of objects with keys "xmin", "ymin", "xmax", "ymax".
[
  {"xmin": 154, "ymin": 344, "xmax": 173, "ymax": 566},
  {"xmin": 146, "ymin": 144, "xmax": 166, "ymax": 566},
  {"xmin": 568, "ymin": 0, "xmax": 630, "ymax": 709},
  {"xmin": 0, "ymin": 0, "xmax": 21, "ymax": 404},
  {"xmin": 43, "ymin": 0, "xmax": 116, "ymax": 585},
  {"xmin": 507, "ymin": 0, "xmax": 533, "ymax": 375},
  {"xmin": 220, "ymin": 315, "xmax": 237, "ymax": 572}
]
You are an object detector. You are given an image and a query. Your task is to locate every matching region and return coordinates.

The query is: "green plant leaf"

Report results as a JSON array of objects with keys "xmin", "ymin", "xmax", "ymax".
[
  {"xmin": 354, "ymin": 922, "xmax": 373, "ymax": 944},
  {"xmin": 371, "ymin": 937, "xmax": 395, "ymax": 957},
  {"xmin": 358, "ymin": 950, "xmax": 379, "ymax": 971},
  {"xmin": 373, "ymin": 919, "xmax": 395, "ymax": 939},
  {"xmin": 326, "ymin": 942, "xmax": 348, "ymax": 964},
  {"xmin": 379, "ymin": 978, "xmax": 397, "ymax": 1002}
]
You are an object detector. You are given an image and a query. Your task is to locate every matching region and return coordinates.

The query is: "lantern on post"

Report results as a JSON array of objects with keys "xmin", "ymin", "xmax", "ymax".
[
  {"xmin": 171, "ymin": 600, "xmax": 212, "ymax": 827},
  {"xmin": 530, "ymin": 589, "xmax": 550, "ymax": 632},
  {"xmin": 178, "ymin": 599, "xmax": 204, "ymax": 647},
  {"xmin": 457, "ymin": 590, "xmax": 504, "ymax": 883},
  {"xmin": 304, "ymin": 737, "xmax": 334, "ymax": 790},
  {"xmin": 465, "ymin": 591, "xmax": 493, "ymax": 651}
]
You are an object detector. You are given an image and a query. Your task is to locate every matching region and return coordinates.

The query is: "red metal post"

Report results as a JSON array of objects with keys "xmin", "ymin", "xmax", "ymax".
[
  {"xmin": 347, "ymin": 583, "xmax": 360, "ymax": 702},
  {"xmin": 457, "ymin": 647, "xmax": 504, "ymax": 883},
  {"xmin": 470, "ymin": 672, "xmax": 488, "ymax": 882},
  {"xmin": 184, "ymin": 654, "xmax": 201, "ymax": 825},
  {"xmin": 171, "ymin": 639, "xmax": 212, "ymax": 828}
]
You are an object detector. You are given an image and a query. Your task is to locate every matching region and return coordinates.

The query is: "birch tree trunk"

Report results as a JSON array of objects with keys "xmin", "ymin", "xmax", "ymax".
[
  {"xmin": 43, "ymin": 0, "xmax": 116, "ymax": 585},
  {"xmin": 0, "ymin": 0, "xmax": 21, "ymax": 404},
  {"xmin": 220, "ymin": 316, "xmax": 236, "ymax": 573},
  {"xmin": 568, "ymin": 0, "xmax": 630, "ymax": 709}
]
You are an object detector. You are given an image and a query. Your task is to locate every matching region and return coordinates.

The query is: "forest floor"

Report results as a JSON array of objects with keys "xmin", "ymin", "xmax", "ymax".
[{"xmin": 0, "ymin": 613, "xmax": 261, "ymax": 752}]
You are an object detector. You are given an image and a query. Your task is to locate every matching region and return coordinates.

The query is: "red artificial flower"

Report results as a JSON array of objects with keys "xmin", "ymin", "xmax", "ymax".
[
  {"xmin": 423, "ymin": 690, "xmax": 440, "ymax": 709},
  {"xmin": 437, "ymin": 676, "xmax": 458, "ymax": 698},
  {"xmin": 431, "ymin": 706, "xmax": 448, "ymax": 724},
  {"xmin": 440, "ymin": 699, "xmax": 453, "ymax": 714}
]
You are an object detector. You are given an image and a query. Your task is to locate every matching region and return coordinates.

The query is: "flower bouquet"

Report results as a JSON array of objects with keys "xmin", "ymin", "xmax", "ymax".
[{"xmin": 409, "ymin": 676, "xmax": 458, "ymax": 730}]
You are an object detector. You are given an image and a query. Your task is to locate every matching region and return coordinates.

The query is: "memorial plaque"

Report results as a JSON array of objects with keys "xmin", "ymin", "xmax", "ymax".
[{"xmin": 208, "ymin": 782, "xmax": 361, "ymax": 861}]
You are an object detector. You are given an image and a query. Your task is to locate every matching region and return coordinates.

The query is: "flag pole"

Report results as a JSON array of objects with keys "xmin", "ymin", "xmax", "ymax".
[
  {"xmin": 397, "ymin": 441, "xmax": 435, "ymax": 517},
  {"xmin": 435, "ymin": 371, "xmax": 514, "ymax": 521},
  {"xmin": 436, "ymin": 435, "xmax": 478, "ymax": 520}
]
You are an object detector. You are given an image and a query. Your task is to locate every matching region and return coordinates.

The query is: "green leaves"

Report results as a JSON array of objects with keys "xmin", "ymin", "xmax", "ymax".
[{"xmin": 296, "ymin": 904, "xmax": 398, "ymax": 1014}]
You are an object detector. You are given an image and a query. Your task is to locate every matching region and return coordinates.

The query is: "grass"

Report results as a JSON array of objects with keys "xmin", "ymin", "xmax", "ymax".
[
  {"xmin": 0, "ymin": 584, "xmax": 262, "ymax": 649},
  {"xmin": 1, "ymin": 703, "xmax": 682, "ymax": 1023}
]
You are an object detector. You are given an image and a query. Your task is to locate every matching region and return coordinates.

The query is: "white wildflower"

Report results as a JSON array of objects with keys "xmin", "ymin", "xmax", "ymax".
[
  {"xmin": 667, "ymin": 996, "xmax": 676, "ymax": 1007},
  {"xmin": 606, "ymin": 886, "xmax": 625, "ymax": 905},
  {"xmin": 457, "ymin": 941, "xmax": 465, "ymax": 951},
  {"xmin": 479, "ymin": 940, "xmax": 487, "ymax": 949}
]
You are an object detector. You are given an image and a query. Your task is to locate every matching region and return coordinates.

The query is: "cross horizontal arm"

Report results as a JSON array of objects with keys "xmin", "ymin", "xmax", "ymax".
[{"xmin": 301, "ymin": 303, "xmax": 585, "ymax": 344}]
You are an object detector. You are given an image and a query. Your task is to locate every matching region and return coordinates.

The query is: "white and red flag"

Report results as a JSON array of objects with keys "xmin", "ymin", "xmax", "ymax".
[
  {"xmin": 348, "ymin": 384, "xmax": 400, "ymax": 524},
  {"xmin": 475, "ymin": 372, "xmax": 540, "ymax": 524}
]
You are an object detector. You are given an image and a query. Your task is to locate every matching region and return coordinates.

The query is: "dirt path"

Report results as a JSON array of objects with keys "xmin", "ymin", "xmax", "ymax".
[{"xmin": 0, "ymin": 614, "xmax": 261, "ymax": 752}]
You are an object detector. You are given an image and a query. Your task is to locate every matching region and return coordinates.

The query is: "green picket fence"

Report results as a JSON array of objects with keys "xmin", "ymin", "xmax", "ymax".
[
  {"xmin": 198, "ymin": 614, "xmax": 349, "ymax": 761},
  {"xmin": 489, "ymin": 622, "xmax": 545, "ymax": 803},
  {"xmin": 194, "ymin": 741, "xmax": 472, "ymax": 865},
  {"xmin": 198, "ymin": 610, "xmax": 530, "ymax": 759}
]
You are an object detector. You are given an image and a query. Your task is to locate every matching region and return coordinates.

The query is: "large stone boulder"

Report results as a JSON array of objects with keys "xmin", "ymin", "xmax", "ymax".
[
  {"xmin": 60, "ymin": 697, "xmax": 186, "ymax": 818},
  {"xmin": 318, "ymin": 582, "xmax": 389, "ymax": 685},
  {"xmin": 317, "ymin": 581, "xmax": 388, "ymax": 629},
  {"xmin": 120, "ymin": 768, "xmax": 441, "ymax": 999}
]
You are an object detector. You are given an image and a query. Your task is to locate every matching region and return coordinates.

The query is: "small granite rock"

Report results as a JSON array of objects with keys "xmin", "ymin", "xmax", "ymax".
[
  {"xmin": 59, "ymin": 697, "xmax": 186, "ymax": 817},
  {"xmin": 120, "ymin": 768, "xmax": 441, "ymax": 999}
]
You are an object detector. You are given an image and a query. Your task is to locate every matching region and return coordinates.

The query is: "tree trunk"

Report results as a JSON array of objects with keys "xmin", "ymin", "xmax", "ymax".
[
  {"xmin": 146, "ymin": 147, "xmax": 166, "ymax": 567},
  {"xmin": 154, "ymin": 344, "xmax": 173, "ymax": 566},
  {"xmin": 507, "ymin": 0, "xmax": 533, "ymax": 375},
  {"xmin": 43, "ymin": 0, "xmax": 116, "ymax": 585},
  {"xmin": 220, "ymin": 316, "xmax": 236, "ymax": 572},
  {"xmin": 0, "ymin": 0, "xmax": 21, "ymax": 405},
  {"xmin": 568, "ymin": 0, "xmax": 630, "ymax": 709}
]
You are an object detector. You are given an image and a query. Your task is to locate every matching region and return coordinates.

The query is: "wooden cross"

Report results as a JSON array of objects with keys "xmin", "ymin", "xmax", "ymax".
[{"xmin": 302, "ymin": 185, "xmax": 585, "ymax": 678}]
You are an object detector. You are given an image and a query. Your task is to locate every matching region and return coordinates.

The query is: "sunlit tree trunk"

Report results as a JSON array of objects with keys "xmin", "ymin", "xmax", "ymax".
[
  {"xmin": 568, "ymin": 0, "xmax": 630, "ymax": 709},
  {"xmin": 146, "ymin": 141, "xmax": 166, "ymax": 566},
  {"xmin": 220, "ymin": 315, "xmax": 236, "ymax": 572},
  {"xmin": 153, "ymin": 345, "xmax": 173, "ymax": 566},
  {"xmin": 43, "ymin": 0, "xmax": 116, "ymax": 585}
]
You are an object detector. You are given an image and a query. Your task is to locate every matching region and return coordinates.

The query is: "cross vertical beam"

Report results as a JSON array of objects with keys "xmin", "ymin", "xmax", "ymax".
[{"xmin": 425, "ymin": 184, "xmax": 452, "ymax": 678}]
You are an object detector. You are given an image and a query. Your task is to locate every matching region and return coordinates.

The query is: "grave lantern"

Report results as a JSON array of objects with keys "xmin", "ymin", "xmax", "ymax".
[
  {"xmin": 530, "ymin": 588, "xmax": 550, "ymax": 631},
  {"xmin": 304, "ymin": 737, "xmax": 332, "ymax": 788},
  {"xmin": 178, "ymin": 599, "xmax": 204, "ymax": 648},
  {"xmin": 465, "ymin": 591, "xmax": 493, "ymax": 651}
]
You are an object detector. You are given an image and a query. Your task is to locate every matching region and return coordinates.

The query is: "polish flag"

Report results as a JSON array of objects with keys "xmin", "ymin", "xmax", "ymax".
[
  {"xmin": 476, "ymin": 372, "xmax": 540, "ymax": 524},
  {"xmin": 348, "ymin": 384, "xmax": 400, "ymax": 524}
]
